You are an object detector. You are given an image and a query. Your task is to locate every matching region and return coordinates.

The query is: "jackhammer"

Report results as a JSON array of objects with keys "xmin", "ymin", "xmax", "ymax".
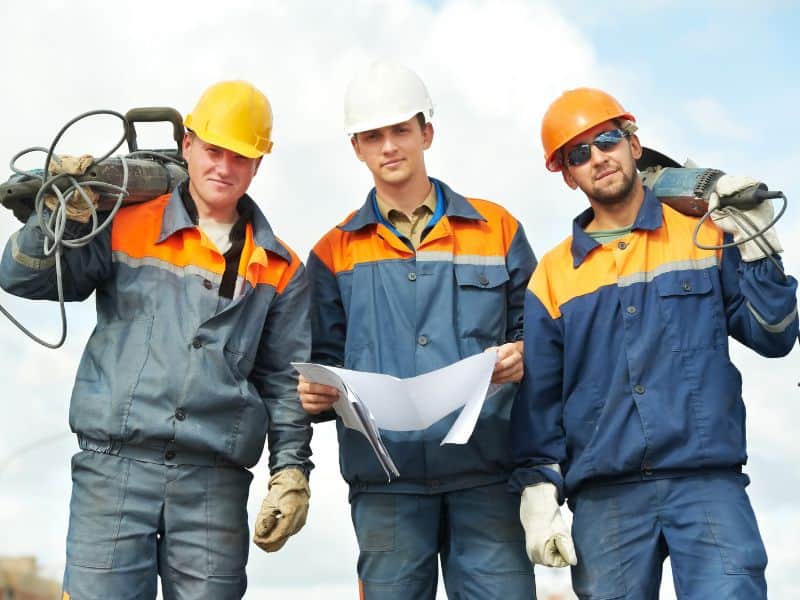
[{"xmin": 0, "ymin": 107, "xmax": 188, "ymax": 347}]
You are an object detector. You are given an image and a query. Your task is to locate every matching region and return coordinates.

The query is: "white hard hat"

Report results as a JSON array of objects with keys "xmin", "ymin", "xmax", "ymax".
[{"xmin": 344, "ymin": 60, "xmax": 434, "ymax": 135}]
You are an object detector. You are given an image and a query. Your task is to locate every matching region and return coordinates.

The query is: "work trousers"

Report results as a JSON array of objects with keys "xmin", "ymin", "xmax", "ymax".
[
  {"xmin": 62, "ymin": 450, "xmax": 252, "ymax": 600},
  {"xmin": 351, "ymin": 482, "xmax": 535, "ymax": 599},
  {"xmin": 570, "ymin": 471, "xmax": 768, "ymax": 600}
]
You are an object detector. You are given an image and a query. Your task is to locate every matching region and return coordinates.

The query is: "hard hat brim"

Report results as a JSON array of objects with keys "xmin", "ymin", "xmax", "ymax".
[{"xmin": 345, "ymin": 109, "xmax": 427, "ymax": 136}]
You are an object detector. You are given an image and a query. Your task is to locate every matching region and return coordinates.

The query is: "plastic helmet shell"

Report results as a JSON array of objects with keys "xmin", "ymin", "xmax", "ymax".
[
  {"xmin": 344, "ymin": 60, "xmax": 434, "ymax": 135},
  {"xmin": 184, "ymin": 80, "xmax": 274, "ymax": 158},
  {"xmin": 541, "ymin": 87, "xmax": 635, "ymax": 172}
]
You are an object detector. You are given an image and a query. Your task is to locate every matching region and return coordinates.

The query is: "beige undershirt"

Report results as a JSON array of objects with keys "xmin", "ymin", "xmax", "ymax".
[
  {"xmin": 199, "ymin": 218, "xmax": 235, "ymax": 254},
  {"xmin": 375, "ymin": 184, "xmax": 437, "ymax": 249}
]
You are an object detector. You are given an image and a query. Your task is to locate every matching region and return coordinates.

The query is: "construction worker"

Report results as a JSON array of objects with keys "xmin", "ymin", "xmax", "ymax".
[
  {"xmin": 0, "ymin": 81, "xmax": 313, "ymax": 599},
  {"xmin": 298, "ymin": 60, "xmax": 537, "ymax": 599},
  {"xmin": 510, "ymin": 87, "xmax": 798, "ymax": 599}
]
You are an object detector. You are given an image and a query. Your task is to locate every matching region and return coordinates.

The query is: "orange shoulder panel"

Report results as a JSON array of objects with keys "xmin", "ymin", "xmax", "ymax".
[
  {"xmin": 312, "ymin": 222, "xmax": 409, "ymax": 274},
  {"xmin": 423, "ymin": 197, "xmax": 519, "ymax": 257},
  {"xmin": 111, "ymin": 194, "xmax": 226, "ymax": 274}
]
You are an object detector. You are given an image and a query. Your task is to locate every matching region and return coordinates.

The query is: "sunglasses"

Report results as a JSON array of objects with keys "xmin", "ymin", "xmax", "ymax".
[{"xmin": 565, "ymin": 128, "xmax": 629, "ymax": 167}]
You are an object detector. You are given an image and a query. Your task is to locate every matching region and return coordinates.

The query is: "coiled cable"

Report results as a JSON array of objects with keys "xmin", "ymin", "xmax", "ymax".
[{"xmin": 0, "ymin": 110, "xmax": 131, "ymax": 348}]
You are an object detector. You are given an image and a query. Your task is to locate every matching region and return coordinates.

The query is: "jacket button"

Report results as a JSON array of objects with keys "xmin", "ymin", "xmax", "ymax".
[
  {"xmin": 634, "ymin": 384, "xmax": 645, "ymax": 394},
  {"xmin": 175, "ymin": 408, "xmax": 186, "ymax": 421},
  {"xmin": 408, "ymin": 272, "xmax": 417, "ymax": 281},
  {"xmin": 192, "ymin": 338, "xmax": 202, "ymax": 349},
  {"xmin": 626, "ymin": 305, "xmax": 637, "ymax": 314},
  {"xmin": 681, "ymin": 281, "xmax": 691, "ymax": 292},
  {"xmin": 165, "ymin": 450, "xmax": 176, "ymax": 460},
  {"xmin": 417, "ymin": 335, "xmax": 429, "ymax": 346},
  {"xmin": 203, "ymin": 279, "xmax": 213, "ymax": 290},
  {"xmin": 617, "ymin": 241, "xmax": 628, "ymax": 250},
  {"xmin": 479, "ymin": 274, "xmax": 489, "ymax": 286}
]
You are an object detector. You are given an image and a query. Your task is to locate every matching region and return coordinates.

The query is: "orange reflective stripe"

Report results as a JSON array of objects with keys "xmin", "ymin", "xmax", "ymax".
[
  {"xmin": 532, "ymin": 206, "xmax": 723, "ymax": 319},
  {"xmin": 271, "ymin": 236, "xmax": 303, "ymax": 294},
  {"xmin": 358, "ymin": 578, "xmax": 365, "ymax": 600},
  {"xmin": 313, "ymin": 226, "xmax": 409, "ymax": 274},
  {"xmin": 111, "ymin": 194, "xmax": 297, "ymax": 292},
  {"xmin": 420, "ymin": 198, "xmax": 518, "ymax": 257},
  {"xmin": 112, "ymin": 195, "xmax": 226, "ymax": 274},
  {"xmin": 315, "ymin": 197, "xmax": 518, "ymax": 274}
]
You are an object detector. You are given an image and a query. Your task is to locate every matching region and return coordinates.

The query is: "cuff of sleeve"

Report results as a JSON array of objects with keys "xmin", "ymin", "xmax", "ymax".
[
  {"xmin": 508, "ymin": 466, "xmax": 565, "ymax": 503},
  {"xmin": 310, "ymin": 408, "xmax": 337, "ymax": 424}
]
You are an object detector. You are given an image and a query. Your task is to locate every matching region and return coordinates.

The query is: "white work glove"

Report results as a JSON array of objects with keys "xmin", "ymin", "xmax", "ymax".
[
  {"xmin": 253, "ymin": 468, "xmax": 310, "ymax": 553},
  {"xmin": 520, "ymin": 482, "xmax": 577, "ymax": 568},
  {"xmin": 709, "ymin": 175, "xmax": 783, "ymax": 262}
]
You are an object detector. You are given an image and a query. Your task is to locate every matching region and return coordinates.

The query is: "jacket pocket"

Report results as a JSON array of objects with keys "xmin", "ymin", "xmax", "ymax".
[
  {"xmin": 71, "ymin": 316, "xmax": 154, "ymax": 438},
  {"xmin": 454, "ymin": 263, "xmax": 509, "ymax": 343},
  {"xmin": 654, "ymin": 269, "xmax": 723, "ymax": 351}
]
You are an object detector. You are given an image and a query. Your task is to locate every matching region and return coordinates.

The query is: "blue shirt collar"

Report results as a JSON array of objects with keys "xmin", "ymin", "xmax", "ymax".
[
  {"xmin": 570, "ymin": 186, "xmax": 663, "ymax": 268},
  {"xmin": 339, "ymin": 177, "xmax": 486, "ymax": 233}
]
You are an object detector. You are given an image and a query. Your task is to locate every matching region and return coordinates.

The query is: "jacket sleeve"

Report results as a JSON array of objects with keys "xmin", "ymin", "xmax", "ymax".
[
  {"xmin": 305, "ymin": 248, "xmax": 345, "ymax": 423},
  {"xmin": 0, "ymin": 211, "xmax": 113, "ymax": 300},
  {"xmin": 509, "ymin": 269, "xmax": 567, "ymax": 501},
  {"xmin": 252, "ymin": 260, "xmax": 314, "ymax": 475},
  {"xmin": 719, "ymin": 237, "xmax": 798, "ymax": 357},
  {"xmin": 308, "ymin": 249, "xmax": 346, "ymax": 367},
  {"xmin": 505, "ymin": 222, "xmax": 537, "ymax": 342}
]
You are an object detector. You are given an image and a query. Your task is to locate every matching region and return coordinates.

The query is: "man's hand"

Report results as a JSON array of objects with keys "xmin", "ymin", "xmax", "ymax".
[
  {"xmin": 485, "ymin": 341, "xmax": 524, "ymax": 384},
  {"xmin": 297, "ymin": 374, "xmax": 340, "ymax": 415},
  {"xmin": 709, "ymin": 174, "xmax": 783, "ymax": 262},
  {"xmin": 520, "ymin": 482, "xmax": 577, "ymax": 568},
  {"xmin": 253, "ymin": 468, "xmax": 310, "ymax": 553}
]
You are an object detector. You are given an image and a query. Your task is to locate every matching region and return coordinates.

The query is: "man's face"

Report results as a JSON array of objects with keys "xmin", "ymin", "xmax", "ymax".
[
  {"xmin": 182, "ymin": 133, "xmax": 260, "ymax": 218},
  {"xmin": 561, "ymin": 120, "xmax": 642, "ymax": 206},
  {"xmin": 351, "ymin": 116, "xmax": 433, "ymax": 186}
]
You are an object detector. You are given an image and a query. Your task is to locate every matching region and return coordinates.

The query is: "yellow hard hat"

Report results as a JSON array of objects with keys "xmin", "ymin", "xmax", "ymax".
[
  {"xmin": 184, "ymin": 80, "xmax": 274, "ymax": 158},
  {"xmin": 541, "ymin": 87, "xmax": 635, "ymax": 172}
]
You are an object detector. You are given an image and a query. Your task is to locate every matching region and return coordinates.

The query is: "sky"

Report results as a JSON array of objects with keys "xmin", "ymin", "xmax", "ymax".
[{"xmin": 0, "ymin": 1, "xmax": 798, "ymax": 598}]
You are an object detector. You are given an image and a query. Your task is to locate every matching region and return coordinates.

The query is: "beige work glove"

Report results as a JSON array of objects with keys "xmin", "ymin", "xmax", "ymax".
[
  {"xmin": 520, "ymin": 482, "xmax": 577, "ymax": 568},
  {"xmin": 43, "ymin": 154, "xmax": 99, "ymax": 223},
  {"xmin": 253, "ymin": 468, "xmax": 310, "ymax": 553},
  {"xmin": 709, "ymin": 175, "xmax": 783, "ymax": 262}
]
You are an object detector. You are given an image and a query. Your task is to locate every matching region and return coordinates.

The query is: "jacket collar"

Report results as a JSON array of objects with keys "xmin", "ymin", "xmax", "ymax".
[
  {"xmin": 338, "ymin": 177, "xmax": 486, "ymax": 232},
  {"xmin": 570, "ymin": 186, "xmax": 662, "ymax": 268},
  {"xmin": 157, "ymin": 184, "xmax": 291, "ymax": 262}
]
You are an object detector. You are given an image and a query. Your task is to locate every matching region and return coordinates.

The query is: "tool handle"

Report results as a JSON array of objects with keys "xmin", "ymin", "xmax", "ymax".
[
  {"xmin": 717, "ymin": 183, "xmax": 783, "ymax": 210},
  {"xmin": 124, "ymin": 107, "xmax": 184, "ymax": 152}
]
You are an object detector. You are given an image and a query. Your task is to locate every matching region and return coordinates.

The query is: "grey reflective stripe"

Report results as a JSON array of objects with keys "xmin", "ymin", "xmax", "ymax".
[
  {"xmin": 617, "ymin": 256, "xmax": 719, "ymax": 288},
  {"xmin": 746, "ymin": 302, "xmax": 798, "ymax": 334},
  {"xmin": 416, "ymin": 251, "xmax": 505, "ymax": 266},
  {"xmin": 10, "ymin": 231, "xmax": 56, "ymax": 271},
  {"xmin": 112, "ymin": 251, "xmax": 224, "ymax": 284}
]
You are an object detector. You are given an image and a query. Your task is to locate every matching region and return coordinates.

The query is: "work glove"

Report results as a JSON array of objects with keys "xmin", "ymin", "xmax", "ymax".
[
  {"xmin": 520, "ymin": 482, "xmax": 577, "ymax": 568},
  {"xmin": 253, "ymin": 468, "xmax": 310, "ymax": 553},
  {"xmin": 709, "ymin": 174, "xmax": 783, "ymax": 262},
  {"xmin": 43, "ymin": 154, "xmax": 99, "ymax": 223}
]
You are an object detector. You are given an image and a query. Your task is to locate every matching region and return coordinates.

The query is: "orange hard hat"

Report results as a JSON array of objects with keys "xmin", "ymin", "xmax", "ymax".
[{"xmin": 541, "ymin": 87, "xmax": 635, "ymax": 172}]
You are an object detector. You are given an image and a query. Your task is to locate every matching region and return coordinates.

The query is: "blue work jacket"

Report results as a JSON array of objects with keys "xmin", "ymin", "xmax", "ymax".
[
  {"xmin": 0, "ymin": 188, "xmax": 313, "ymax": 473},
  {"xmin": 308, "ymin": 179, "xmax": 536, "ymax": 495},
  {"xmin": 510, "ymin": 188, "xmax": 798, "ymax": 500}
]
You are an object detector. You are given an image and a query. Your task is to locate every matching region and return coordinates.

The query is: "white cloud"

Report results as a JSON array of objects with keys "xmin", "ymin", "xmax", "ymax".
[{"xmin": 683, "ymin": 97, "xmax": 753, "ymax": 141}]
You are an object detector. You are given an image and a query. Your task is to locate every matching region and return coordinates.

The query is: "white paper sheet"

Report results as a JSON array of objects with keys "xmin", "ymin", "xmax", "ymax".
[{"xmin": 294, "ymin": 350, "xmax": 497, "ymax": 446}]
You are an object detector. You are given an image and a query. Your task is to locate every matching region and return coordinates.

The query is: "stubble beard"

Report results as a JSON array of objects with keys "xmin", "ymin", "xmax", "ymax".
[{"xmin": 588, "ymin": 168, "xmax": 637, "ymax": 207}]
